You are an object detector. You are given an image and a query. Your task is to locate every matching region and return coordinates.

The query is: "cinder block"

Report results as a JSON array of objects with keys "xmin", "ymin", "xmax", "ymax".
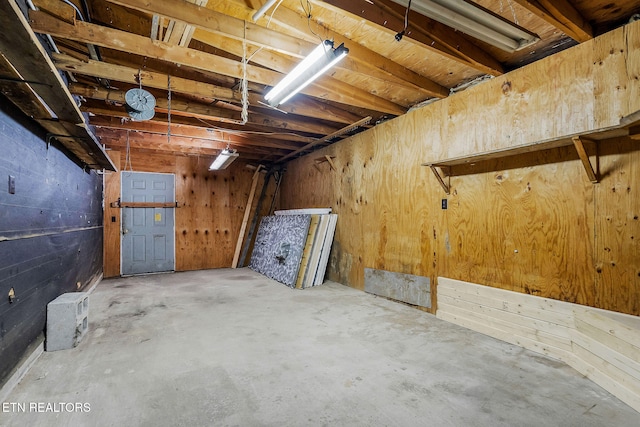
[{"xmin": 46, "ymin": 292, "xmax": 89, "ymax": 351}]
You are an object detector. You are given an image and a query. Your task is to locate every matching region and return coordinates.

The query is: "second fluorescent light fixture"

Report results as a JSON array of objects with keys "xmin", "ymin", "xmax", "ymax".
[
  {"xmin": 392, "ymin": 0, "xmax": 539, "ymax": 52},
  {"xmin": 209, "ymin": 148, "xmax": 239, "ymax": 171},
  {"xmin": 264, "ymin": 40, "xmax": 348, "ymax": 107}
]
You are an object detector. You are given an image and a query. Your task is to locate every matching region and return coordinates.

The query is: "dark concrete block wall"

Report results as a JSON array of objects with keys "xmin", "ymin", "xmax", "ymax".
[{"xmin": 0, "ymin": 98, "xmax": 104, "ymax": 385}]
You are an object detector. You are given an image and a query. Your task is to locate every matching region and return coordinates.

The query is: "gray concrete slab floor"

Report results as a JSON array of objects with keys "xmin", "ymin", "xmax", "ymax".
[{"xmin": 1, "ymin": 268, "xmax": 638, "ymax": 426}]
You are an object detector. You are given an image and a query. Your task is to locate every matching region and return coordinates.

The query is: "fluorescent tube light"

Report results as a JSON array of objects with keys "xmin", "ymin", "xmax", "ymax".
[
  {"xmin": 264, "ymin": 40, "xmax": 349, "ymax": 107},
  {"xmin": 209, "ymin": 148, "xmax": 239, "ymax": 170},
  {"xmin": 391, "ymin": 0, "xmax": 539, "ymax": 52}
]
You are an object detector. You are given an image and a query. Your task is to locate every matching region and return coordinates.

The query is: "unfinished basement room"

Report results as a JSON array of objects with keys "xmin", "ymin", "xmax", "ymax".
[{"xmin": 1, "ymin": 0, "xmax": 640, "ymax": 425}]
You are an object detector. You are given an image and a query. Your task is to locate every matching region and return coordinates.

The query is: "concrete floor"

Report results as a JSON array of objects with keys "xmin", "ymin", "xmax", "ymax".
[{"xmin": 2, "ymin": 268, "xmax": 638, "ymax": 427}]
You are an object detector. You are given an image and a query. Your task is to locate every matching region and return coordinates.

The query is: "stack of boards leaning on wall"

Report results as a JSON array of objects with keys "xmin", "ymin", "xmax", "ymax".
[{"xmin": 249, "ymin": 209, "xmax": 337, "ymax": 289}]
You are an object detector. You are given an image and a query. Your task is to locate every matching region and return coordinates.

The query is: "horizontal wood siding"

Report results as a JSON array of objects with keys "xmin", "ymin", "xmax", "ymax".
[{"xmin": 436, "ymin": 277, "xmax": 640, "ymax": 413}]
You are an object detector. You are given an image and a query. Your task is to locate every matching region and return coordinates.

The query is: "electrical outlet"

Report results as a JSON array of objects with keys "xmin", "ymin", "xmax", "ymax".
[
  {"xmin": 8, "ymin": 175, "xmax": 15, "ymax": 194},
  {"xmin": 441, "ymin": 199, "xmax": 448, "ymax": 210}
]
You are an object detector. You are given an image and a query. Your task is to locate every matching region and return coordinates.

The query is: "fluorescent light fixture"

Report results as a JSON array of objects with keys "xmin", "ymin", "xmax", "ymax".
[
  {"xmin": 252, "ymin": 0, "xmax": 279, "ymax": 21},
  {"xmin": 264, "ymin": 40, "xmax": 348, "ymax": 107},
  {"xmin": 209, "ymin": 148, "xmax": 239, "ymax": 170},
  {"xmin": 391, "ymin": 0, "xmax": 539, "ymax": 52}
]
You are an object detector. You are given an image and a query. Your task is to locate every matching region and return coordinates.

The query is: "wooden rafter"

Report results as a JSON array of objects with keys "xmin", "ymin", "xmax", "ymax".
[
  {"xmin": 29, "ymin": 11, "xmax": 406, "ymax": 115},
  {"xmin": 205, "ymin": 0, "xmax": 449, "ymax": 98},
  {"xmin": 52, "ymin": 54, "xmax": 363, "ymax": 125},
  {"xmin": 79, "ymin": 97, "xmax": 339, "ymax": 136},
  {"xmin": 320, "ymin": 0, "xmax": 504, "ymax": 76},
  {"xmin": 97, "ymin": 128, "xmax": 283, "ymax": 157},
  {"xmin": 191, "ymin": 29, "xmax": 446, "ymax": 102},
  {"xmin": 0, "ymin": 0, "xmax": 114, "ymax": 170},
  {"xmin": 162, "ymin": 0, "xmax": 208, "ymax": 46},
  {"xmin": 512, "ymin": 0, "xmax": 593, "ymax": 42},
  {"xmin": 89, "ymin": 116, "xmax": 304, "ymax": 150},
  {"xmin": 70, "ymin": 83, "xmax": 341, "ymax": 135},
  {"xmin": 277, "ymin": 116, "xmax": 373, "ymax": 162}
]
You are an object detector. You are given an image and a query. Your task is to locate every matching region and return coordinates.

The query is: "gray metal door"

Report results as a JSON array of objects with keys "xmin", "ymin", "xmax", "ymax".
[{"xmin": 121, "ymin": 172, "xmax": 175, "ymax": 275}]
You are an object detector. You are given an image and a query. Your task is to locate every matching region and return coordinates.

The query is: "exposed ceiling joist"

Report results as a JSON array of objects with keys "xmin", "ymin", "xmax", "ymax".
[
  {"xmin": 320, "ymin": 0, "xmax": 504, "ymax": 76},
  {"xmin": 97, "ymin": 127, "xmax": 280, "ymax": 156},
  {"xmin": 90, "ymin": 115, "xmax": 304, "ymax": 150},
  {"xmin": 0, "ymin": 0, "xmax": 114, "ymax": 170},
  {"xmin": 512, "ymin": 0, "xmax": 594, "ymax": 42},
  {"xmin": 69, "ymin": 83, "xmax": 342, "ymax": 135},
  {"xmin": 29, "ymin": 10, "xmax": 406, "ymax": 115},
  {"xmin": 199, "ymin": 0, "xmax": 450, "ymax": 98},
  {"xmin": 52, "ymin": 53, "xmax": 363, "ymax": 125}
]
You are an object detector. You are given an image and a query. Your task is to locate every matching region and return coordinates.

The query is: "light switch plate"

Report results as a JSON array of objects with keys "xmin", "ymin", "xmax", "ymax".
[{"xmin": 8, "ymin": 175, "xmax": 15, "ymax": 194}]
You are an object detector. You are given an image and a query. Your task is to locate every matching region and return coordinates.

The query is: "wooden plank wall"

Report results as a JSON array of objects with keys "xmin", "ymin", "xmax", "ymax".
[
  {"xmin": 279, "ymin": 22, "xmax": 640, "ymax": 316},
  {"xmin": 103, "ymin": 150, "xmax": 275, "ymax": 276},
  {"xmin": 436, "ymin": 277, "xmax": 640, "ymax": 413}
]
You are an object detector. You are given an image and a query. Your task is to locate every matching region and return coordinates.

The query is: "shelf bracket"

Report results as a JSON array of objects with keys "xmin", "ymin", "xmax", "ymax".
[
  {"xmin": 314, "ymin": 155, "xmax": 337, "ymax": 172},
  {"xmin": 430, "ymin": 165, "xmax": 451, "ymax": 195},
  {"xmin": 572, "ymin": 136, "xmax": 599, "ymax": 183}
]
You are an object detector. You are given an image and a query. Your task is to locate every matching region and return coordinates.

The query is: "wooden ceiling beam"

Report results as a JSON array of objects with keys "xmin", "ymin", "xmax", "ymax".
[
  {"xmin": 99, "ymin": 0, "xmax": 443, "ymax": 100},
  {"xmin": 89, "ymin": 115, "xmax": 304, "ymax": 150},
  {"xmin": 31, "ymin": 0, "xmax": 75, "ymax": 24},
  {"xmin": 512, "ymin": 0, "xmax": 593, "ymax": 42},
  {"xmin": 30, "ymin": 11, "xmax": 405, "ymax": 114},
  {"xmin": 193, "ymin": 29, "xmax": 446, "ymax": 103},
  {"xmin": 52, "ymin": 54, "xmax": 362, "ymax": 125},
  {"xmin": 320, "ymin": 0, "xmax": 504, "ymax": 76},
  {"xmin": 162, "ymin": 0, "xmax": 208, "ymax": 46},
  {"xmin": 53, "ymin": 53, "xmax": 240, "ymax": 101},
  {"xmin": 0, "ymin": 0, "xmax": 115, "ymax": 170},
  {"xmin": 205, "ymin": 0, "xmax": 449, "ymax": 98},
  {"xmin": 80, "ymin": 100, "xmax": 333, "ymax": 136},
  {"xmin": 70, "ymin": 83, "xmax": 241, "ymax": 122},
  {"xmin": 98, "ymin": 131, "xmax": 285, "ymax": 158},
  {"xmin": 96, "ymin": 128, "xmax": 277, "ymax": 155},
  {"xmin": 70, "ymin": 83, "xmax": 343, "ymax": 135},
  {"xmin": 106, "ymin": 0, "xmax": 311, "ymax": 57}
]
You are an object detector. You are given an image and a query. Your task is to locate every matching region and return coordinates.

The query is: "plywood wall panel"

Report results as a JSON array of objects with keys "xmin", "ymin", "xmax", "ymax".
[
  {"xmin": 103, "ymin": 150, "xmax": 271, "ymax": 274},
  {"xmin": 593, "ymin": 22, "xmax": 640, "ymax": 127},
  {"xmin": 443, "ymin": 51, "xmax": 595, "ymax": 160},
  {"xmin": 595, "ymin": 139, "xmax": 640, "ymax": 314},
  {"xmin": 280, "ymin": 22, "xmax": 640, "ymax": 316},
  {"xmin": 363, "ymin": 120, "xmax": 434, "ymax": 278}
]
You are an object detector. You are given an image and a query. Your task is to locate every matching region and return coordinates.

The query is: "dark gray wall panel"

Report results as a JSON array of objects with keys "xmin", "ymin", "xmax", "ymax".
[
  {"xmin": 249, "ymin": 215, "xmax": 311, "ymax": 287},
  {"xmin": 364, "ymin": 268, "xmax": 431, "ymax": 308},
  {"xmin": 0, "ymin": 99, "xmax": 103, "ymax": 385}
]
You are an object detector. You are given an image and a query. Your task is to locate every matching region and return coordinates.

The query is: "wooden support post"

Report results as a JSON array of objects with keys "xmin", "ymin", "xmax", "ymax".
[
  {"xmin": 232, "ymin": 165, "xmax": 263, "ymax": 268},
  {"xmin": 238, "ymin": 170, "xmax": 274, "ymax": 267},
  {"xmin": 572, "ymin": 136, "xmax": 598, "ymax": 183},
  {"xmin": 430, "ymin": 165, "xmax": 450, "ymax": 195}
]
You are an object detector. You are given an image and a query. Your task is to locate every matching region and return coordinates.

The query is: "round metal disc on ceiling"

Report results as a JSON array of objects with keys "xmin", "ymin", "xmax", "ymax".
[
  {"xmin": 125, "ymin": 88, "xmax": 156, "ymax": 112},
  {"xmin": 125, "ymin": 104, "xmax": 155, "ymax": 121}
]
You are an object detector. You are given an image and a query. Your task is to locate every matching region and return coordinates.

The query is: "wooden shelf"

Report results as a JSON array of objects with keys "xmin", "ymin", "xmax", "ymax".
[
  {"xmin": 0, "ymin": 1, "xmax": 115, "ymax": 171},
  {"xmin": 423, "ymin": 110, "xmax": 640, "ymax": 194}
]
